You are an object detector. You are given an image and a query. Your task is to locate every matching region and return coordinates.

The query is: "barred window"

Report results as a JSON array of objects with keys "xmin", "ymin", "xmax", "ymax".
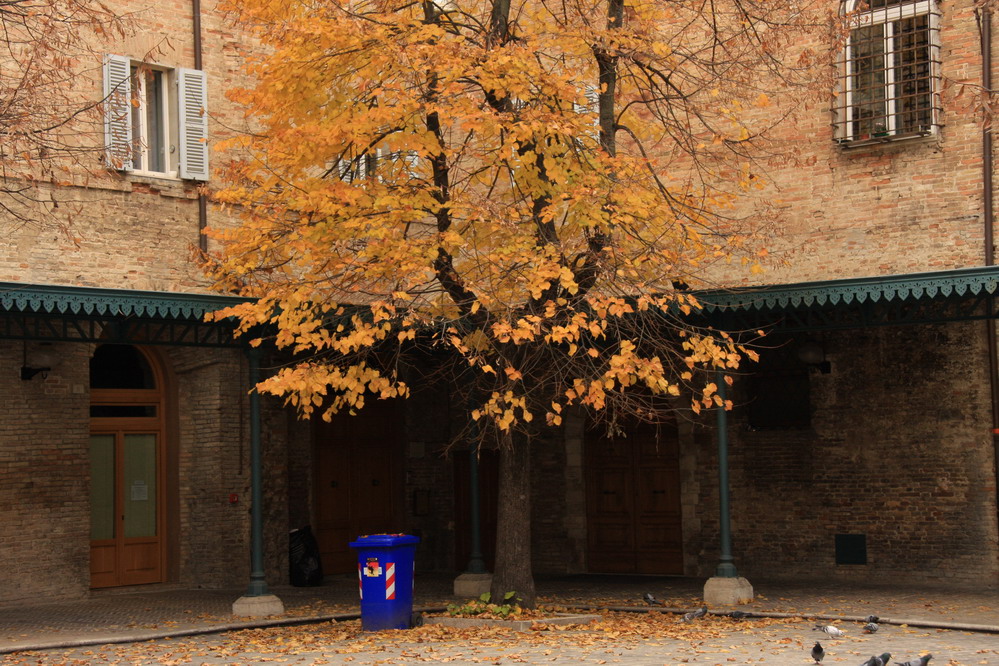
[{"xmin": 834, "ymin": 0, "xmax": 941, "ymax": 144}]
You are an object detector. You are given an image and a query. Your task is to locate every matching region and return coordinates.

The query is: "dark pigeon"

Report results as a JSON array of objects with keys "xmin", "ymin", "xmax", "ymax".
[
  {"xmin": 682, "ymin": 605, "xmax": 708, "ymax": 622},
  {"xmin": 728, "ymin": 610, "xmax": 749, "ymax": 619},
  {"xmin": 860, "ymin": 652, "xmax": 891, "ymax": 666},
  {"xmin": 642, "ymin": 592, "xmax": 661, "ymax": 606},
  {"xmin": 895, "ymin": 656, "xmax": 931, "ymax": 666},
  {"xmin": 863, "ymin": 622, "xmax": 880, "ymax": 633},
  {"xmin": 811, "ymin": 641, "xmax": 825, "ymax": 664}
]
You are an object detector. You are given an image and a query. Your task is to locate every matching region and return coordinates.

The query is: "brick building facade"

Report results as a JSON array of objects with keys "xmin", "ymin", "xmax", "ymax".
[{"xmin": 1, "ymin": 0, "xmax": 998, "ymax": 607}]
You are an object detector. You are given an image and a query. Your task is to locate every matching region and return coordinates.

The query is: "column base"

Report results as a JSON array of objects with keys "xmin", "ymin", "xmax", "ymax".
[
  {"xmin": 453, "ymin": 572, "xmax": 493, "ymax": 598},
  {"xmin": 703, "ymin": 576, "xmax": 753, "ymax": 605},
  {"xmin": 232, "ymin": 593, "xmax": 285, "ymax": 617}
]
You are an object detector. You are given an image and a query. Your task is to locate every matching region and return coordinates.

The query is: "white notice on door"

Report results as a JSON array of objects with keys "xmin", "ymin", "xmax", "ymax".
[{"xmin": 131, "ymin": 480, "xmax": 148, "ymax": 501}]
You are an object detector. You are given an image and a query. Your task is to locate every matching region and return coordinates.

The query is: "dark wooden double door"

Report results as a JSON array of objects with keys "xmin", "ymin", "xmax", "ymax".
[
  {"xmin": 585, "ymin": 423, "xmax": 683, "ymax": 574},
  {"xmin": 313, "ymin": 400, "xmax": 405, "ymax": 573}
]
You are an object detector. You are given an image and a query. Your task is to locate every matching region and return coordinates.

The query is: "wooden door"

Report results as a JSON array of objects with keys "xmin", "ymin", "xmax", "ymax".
[
  {"xmin": 585, "ymin": 422, "xmax": 683, "ymax": 574},
  {"xmin": 313, "ymin": 400, "xmax": 405, "ymax": 573},
  {"xmin": 89, "ymin": 344, "xmax": 166, "ymax": 588},
  {"xmin": 90, "ymin": 429, "xmax": 164, "ymax": 587}
]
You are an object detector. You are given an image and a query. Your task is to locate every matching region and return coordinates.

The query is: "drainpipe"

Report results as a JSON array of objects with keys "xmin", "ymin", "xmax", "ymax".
[
  {"xmin": 981, "ymin": 8, "xmax": 999, "ymax": 542},
  {"xmin": 193, "ymin": 0, "xmax": 208, "ymax": 253}
]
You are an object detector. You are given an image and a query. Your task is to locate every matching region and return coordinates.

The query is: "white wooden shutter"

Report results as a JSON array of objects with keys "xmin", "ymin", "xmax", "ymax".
[
  {"xmin": 177, "ymin": 68, "xmax": 209, "ymax": 181},
  {"xmin": 103, "ymin": 54, "xmax": 132, "ymax": 171}
]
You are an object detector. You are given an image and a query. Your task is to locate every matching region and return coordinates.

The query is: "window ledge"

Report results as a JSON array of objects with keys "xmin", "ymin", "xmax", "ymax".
[
  {"xmin": 121, "ymin": 170, "xmax": 201, "ymax": 199},
  {"xmin": 835, "ymin": 128, "xmax": 937, "ymax": 149},
  {"xmin": 128, "ymin": 169, "xmax": 182, "ymax": 182}
]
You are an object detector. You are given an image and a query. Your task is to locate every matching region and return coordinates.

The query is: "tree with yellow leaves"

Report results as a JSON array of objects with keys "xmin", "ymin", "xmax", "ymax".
[{"xmin": 209, "ymin": 0, "xmax": 830, "ymax": 606}]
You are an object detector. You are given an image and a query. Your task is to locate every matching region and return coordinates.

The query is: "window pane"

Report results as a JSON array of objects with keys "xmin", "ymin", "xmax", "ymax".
[
  {"xmin": 90, "ymin": 405, "xmax": 157, "ymax": 418},
  {"xmin": 89, "ymin": 435, "xmax": 116, "ymax": 541},
  {"xmin": 892, "ymin": 15, "xmax": 932, "ymax": 133},
  {"xmin": 130, "ymin": 67, "xmax": 142, "ymax": 170},
  {"xmin": 123, "ymin": 434, "xmax": 157, "ymax": 539},
  {"xmin": 145, "ymin": 71, "xmax": 165, "ymax": 172},
  {"xmin": 90, "ymin": 344, "xmax": 156, "ymax": 389},
  {"xmin": 850, "ymin": 24, "xmax": 888, "ymax": 137}
]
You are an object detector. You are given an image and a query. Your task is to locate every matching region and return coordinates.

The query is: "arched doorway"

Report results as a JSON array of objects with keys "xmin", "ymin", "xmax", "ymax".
[{"xmin": 89, "ymin": 344, "xmax": 167, "ymax": 588}]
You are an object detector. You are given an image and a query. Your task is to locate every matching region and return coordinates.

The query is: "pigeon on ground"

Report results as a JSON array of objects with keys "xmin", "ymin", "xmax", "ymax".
[
  {"xmin": 814, "ymin": 624, "xmax": 845, "ymax": 637},
  {"xmin": 811, "ymin": 641, "xmax": 825, "ymax": 664},
  {"xmin": 860, "ymin": 652, "xmax": 892, "ymax": 666},
  {"xmin": 642, "ymin": 592, "xmax": 662, "ymax": 606},
  {"xmin": 895, "ymin": 656, "xmax": 931, "ymax": 666},
  {"xmin": 682, "ymin": 605, "xmax": 708, "ymax": 621},
  {"xmin": 863, "ymin": 622, "xmax": 880, "ymax": 633},
  {"xmin": 728, "ymin": 610, "xmax": 749, "ymax": 619},
  {"xmin": 866, "ymin": 615, "xmax": 880, "ymax": 624}
]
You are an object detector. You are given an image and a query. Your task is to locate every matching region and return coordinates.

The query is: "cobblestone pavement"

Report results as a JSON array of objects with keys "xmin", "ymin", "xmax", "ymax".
[{"xmin": 0, "ymin": 573, "xmax": 996, "ymax": 664}]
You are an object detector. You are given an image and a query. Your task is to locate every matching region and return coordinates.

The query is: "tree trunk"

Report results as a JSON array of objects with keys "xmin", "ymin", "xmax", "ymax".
[{"xmin": 489, "ymin": 430, "xmax": 536, "ymax": 608}]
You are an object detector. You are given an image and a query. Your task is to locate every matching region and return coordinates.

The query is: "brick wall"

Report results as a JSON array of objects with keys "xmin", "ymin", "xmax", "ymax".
[
  {"xmin": 168, "ymin": 347, "xmax": 252, "ymax": 587},
  {"xmin": 0, "ymin": 0, "xmax": 255, "ymax": 291},
  {"xmin": 0, "ymin": 342, "xmax": 91, "ymax": 603},
  {"xmin": 709, "ymin": 0, "xmax": 993, "ymax": 288},
  {"xmin": 690, "ymin": 323, "xmax": 999, "ymax": 584},
  {"xmin": 0, "ymin": 341, "xmax": 295, "ymax": 605}
]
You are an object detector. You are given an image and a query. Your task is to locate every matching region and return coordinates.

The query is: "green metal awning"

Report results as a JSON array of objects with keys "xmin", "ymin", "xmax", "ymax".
[
  {"xmin": 0, "ymin": 282, "xmax": 248, "ymax": 346},
  {"xmin": 3, "ymin": 264, "xmax": 999, "ymax": 346},
  {"xmin": 694, "ymin": 265, "xmax": 999, "ymax": 332}
]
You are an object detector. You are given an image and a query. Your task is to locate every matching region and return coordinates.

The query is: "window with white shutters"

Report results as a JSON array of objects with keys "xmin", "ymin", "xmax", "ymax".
[{"xmin": 102, "ymin": 56, "xmax": 209, "ymax": 181}]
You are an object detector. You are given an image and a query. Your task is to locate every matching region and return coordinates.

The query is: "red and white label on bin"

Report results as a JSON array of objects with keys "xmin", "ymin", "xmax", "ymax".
[{"xmin": 358, "ymin": 557, "xmax": 396, "ymax": 600}]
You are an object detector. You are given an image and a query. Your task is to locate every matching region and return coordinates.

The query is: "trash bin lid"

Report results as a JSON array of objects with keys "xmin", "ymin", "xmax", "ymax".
[{"xmin": 349, "ymin": 533, "xmax": 420, "ymax": 548}]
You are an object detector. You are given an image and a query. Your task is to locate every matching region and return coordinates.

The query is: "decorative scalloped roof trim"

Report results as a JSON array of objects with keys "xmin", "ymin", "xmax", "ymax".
[
  {"xmin": 0, "ymin": 282, "xmax": 248, "ymax": 321},
  {"xmin": 696, "ymin": 266, "xmax": 999, "ymax": 314}
]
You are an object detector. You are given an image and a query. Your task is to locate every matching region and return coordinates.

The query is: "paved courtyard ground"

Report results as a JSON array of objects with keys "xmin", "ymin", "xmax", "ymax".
[
  {"xmin": 2, "ymin": 612, "xmax": 995, "ymax": 665},
  {"xmin": 1, "ymin": 574, "xmax": 997, "ymax": 664}
]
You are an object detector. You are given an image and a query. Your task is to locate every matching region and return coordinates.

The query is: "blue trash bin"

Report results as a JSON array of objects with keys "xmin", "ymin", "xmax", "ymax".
[{"xmin": 348, "ymin": 533, "xmax": 420, "ymax": 631}]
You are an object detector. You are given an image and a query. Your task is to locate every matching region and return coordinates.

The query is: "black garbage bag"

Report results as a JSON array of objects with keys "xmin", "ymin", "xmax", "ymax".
[{"xmin": 289, "ymin": 525, "xmax": 323, "ymax": 586}]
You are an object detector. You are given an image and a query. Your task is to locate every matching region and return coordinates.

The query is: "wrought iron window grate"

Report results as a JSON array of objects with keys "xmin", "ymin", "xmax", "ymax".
[{"xmin": 833, "ymin": 0, "xmax": 941, "ymax": 145}]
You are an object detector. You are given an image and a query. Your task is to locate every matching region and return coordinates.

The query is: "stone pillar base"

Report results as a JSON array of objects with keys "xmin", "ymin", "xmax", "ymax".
[
  {"xmin": 453, "ymin": 572, "xmax": 493, "ymax": 598},
  {"xmin": 232, "ymin": 594, "xmax": 285, "ymax": 617},
  {"xmin": 703, "ymin": 576, "xmax": 753, "ymax": 605}
]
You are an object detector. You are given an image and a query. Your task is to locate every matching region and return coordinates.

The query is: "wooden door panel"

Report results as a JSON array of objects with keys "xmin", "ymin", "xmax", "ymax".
[
  {"xmin": 585, "ymin": 422, "xmax": 683, "ymax": 574},
  {"xmin": 588, "ymin": 468, "xmax": 632, "ymax": 515},
  {"xmin": 351, "ymin": 445, "xmax": 395, "ymax": 525},
  {"xmin": 313, "ymin": 400, "xmax": 404, "ymax": 574},
  {"xmin": 90, "ymin": 543, "xmax": 116, "ymax": 588},
  {"xmin": 636, "ymin": 516, "xmax": 683, "ymax": 573},
  {"xmin": 586, "ymin": 521, "xmax": 635, "ymax": 572},
  {"xmin": 314, "ymin": 431, "xmax": 353, "ymax": 572},
  {"xmin": 122, "ymin": 539, "xmax": 161, "ymax": 585},
  {"xmin": 635, "ymin": 468, "xmax": 681, "ymax": 515},
  {"xmin": 637, "ymin": 434, "xmax": 679, "ymax": 459}
]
